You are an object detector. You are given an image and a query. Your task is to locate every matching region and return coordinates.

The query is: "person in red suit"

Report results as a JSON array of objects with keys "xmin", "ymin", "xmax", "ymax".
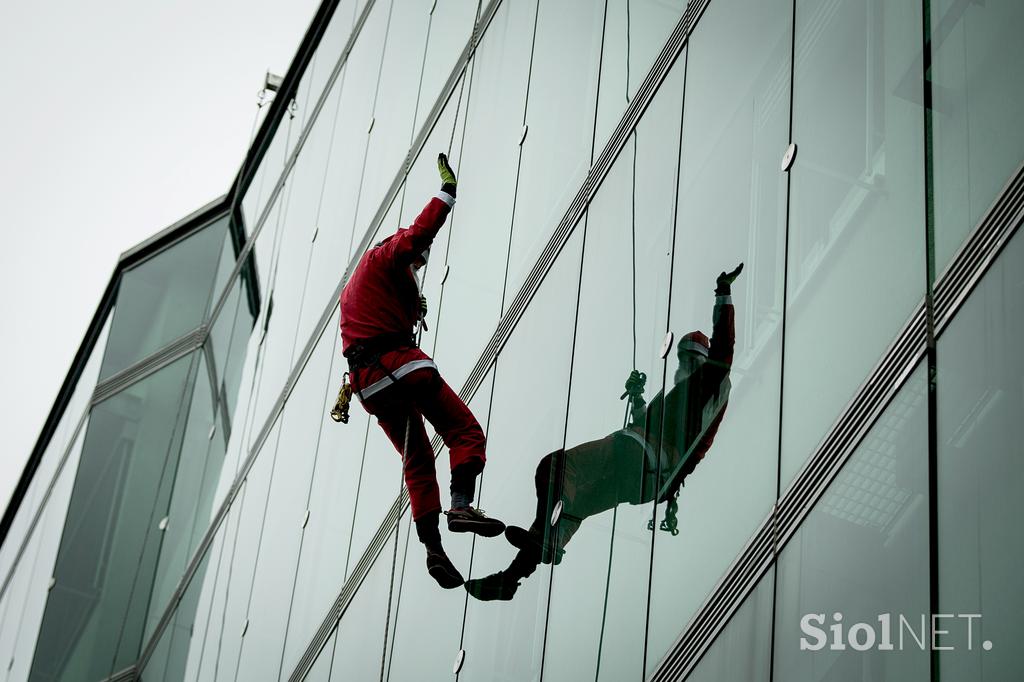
[
  {"xmin": 339, "ymin": 153, "xmax": 504, "ymax": 589},
  {"xmin": 465, "ymin": 264, "xmax": 742, "ymax": 600}
]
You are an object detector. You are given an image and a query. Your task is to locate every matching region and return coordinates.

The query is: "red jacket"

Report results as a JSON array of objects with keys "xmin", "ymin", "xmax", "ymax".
[{"xmin": 339, "ymin": 194, "xmax": 454, "ymax": 394}]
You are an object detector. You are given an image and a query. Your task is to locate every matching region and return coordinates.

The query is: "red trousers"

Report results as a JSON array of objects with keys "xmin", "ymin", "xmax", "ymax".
[{"xmin": 360, "ymin": 367, "xmax": 486, "ymax": 520}]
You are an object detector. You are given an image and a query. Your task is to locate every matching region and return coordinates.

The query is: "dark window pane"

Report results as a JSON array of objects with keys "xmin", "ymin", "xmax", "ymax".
[
  {"xmin": 143, "ymin": 353, "xmax": 221, "ymax": 646},
  {"xmin": 30, "ymin": 354, "xmax": 197, "ymax": 681},
  {"xmin": 100, "ymin": 218, "xmax": 228, "ymax": 379}
]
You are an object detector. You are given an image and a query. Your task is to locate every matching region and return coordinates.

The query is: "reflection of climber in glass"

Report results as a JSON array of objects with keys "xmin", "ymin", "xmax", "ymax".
[{"xmin": 466, "ymin": 264, "xmax": 743, "ymax": 601}]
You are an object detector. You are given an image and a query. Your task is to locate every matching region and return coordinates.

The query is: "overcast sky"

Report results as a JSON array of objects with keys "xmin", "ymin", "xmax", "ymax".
[{"xmin": 0, "ymin": 1, "xmax": 320, "ymax": 517}]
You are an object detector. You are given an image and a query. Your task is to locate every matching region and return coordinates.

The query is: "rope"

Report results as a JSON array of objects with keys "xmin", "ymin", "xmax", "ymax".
[
  {"xmin": 379, "ymin": 292, "xmax": 427, "ymax": 679},
  {"xmin": 448, "ymin": 70, "xmax": 468, "ymax": 155},
  {"xmin": 596, "ymin": 4, "xmax": 635, "ymax": 676}
]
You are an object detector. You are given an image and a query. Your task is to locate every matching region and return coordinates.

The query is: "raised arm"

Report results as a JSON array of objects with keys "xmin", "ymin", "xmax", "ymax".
[
  {"xmin": 377, "ymin": 153, "xmax": 458, "ymax": 266},
  {"xmin": 705, "ymin": 263, "xmax": 741, "ymax": 381}
]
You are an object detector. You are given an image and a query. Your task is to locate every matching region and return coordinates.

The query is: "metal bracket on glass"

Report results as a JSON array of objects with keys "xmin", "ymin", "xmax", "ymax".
[
  {"xmin": 288, "ymin": 99, "xmax": 298, "ymax": 120},
  {"xmin": 263, "ymin": 71, "xmax": 283, "ymax": 94},
  {"xmin": 158, "ymin": 517, "xmax": 169, "ymax": 532},
  {"xmin": 518, "ymin": 124, "xmax": 528, "ymax": 146},
  {"xmin": 311, "ymin": 226, "xmax": 319, "ymax": 243},
  {"xmin": 780, "ymin": 142, "xmax": 797, "ymax": 172},
  {"xmin": 441, "ymin": 264, "xmax": 450, "ymax": 285},
  {"xmin": 452, "ymin": 649, "xmax": 466, "ymax": 674},
  {"xmin": 241, "ymin": 618, "xmax": 249, "ymax": 638},
  {"xmin": 208, "ymin": 424, "xmax": 217, "ymax": 441},
  {"xmin": 660, "ymin": 331, "xmax": 675, "ymax": 359},
  {"xmin": 367, "ymin": 117, "xmax": 375, "ymax": 134},
  {"xmin": 550, "ymin": 500, "xmax": 563, "ymax": 526},
  {"xmin": 302, "ymin": 509, "xmax": 311, "ymax": 529}
]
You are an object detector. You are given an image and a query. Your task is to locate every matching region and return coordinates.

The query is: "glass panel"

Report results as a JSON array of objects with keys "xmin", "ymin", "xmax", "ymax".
[
  {"xmin": 428, "ymin": 0, "xmax": 537, "ymax": 390},
  {"xmin": 303, "ymin": 0, "xmax": 359, "ymax": 122},
  {"xmin": 209, "ymin": 314, "xmax": 264, "ymax": 516},
  {"xmin": 931, "ymin": 0, "xmax": 1024, "ymax": 274},
  {"xmin": 30, "ymin": 354, "xmax": 196, "ymax": 682},
  {"xmin": 0, "ymin": 452, "xmax": 48, "ymax": 589},
  {"xmin": 210, "ymin": 267, "xmax": 258, "ymax": 426},
  {"xmin": 685, "ymin": 568, "xmax": 774, "ymax": 682},
  {"xmin": 780, "ymin": 0, "xmax": 925, "ymax": 485},
  {"xmin": 208, "ymin": 224, "xmax": 238, "ymax": 315},
  {"xmin": 503, "ymin": 0, "xmax": 603, "ymax": 297},
  {"xmin": 241, "ymin": 109, "xmax": 299, "ymax": 235},
  {"xmin": 773, "ymin": 364, "xmax": 929, "ymax": 680},
  {"xmin": 2, "ymin": 342, "xmax": 98, "ymax": 592},
  {"xmin": 144, "ymin": 353, "xmax": 222, "ymax": 644},
  {"xmin": 48, "ymin": 311, "xmax": 112, "ymax": 485},
  {"xmin": 345, "ymin": 412, "xmax": 405, "ymax": 569},
  {"xmin": 646, "ymin": 0, "xmax": 790, "ymax": 672},
  {"xmin": 383, "ymin": 371, "xmax": 494, "ymax": 681},
  {"xmin": 458, "ymin": 230, "xmax": 584, "ymax": 681},
  {"xmin": 353, "ymin": 0, "xmax": 432, "ymax": 235},
  {"xmin": 280, "ymin": 313, "xmax": 369, "ymax": 673},
  {"xmin": 99, "ymin": 218, "xmax": 228, "ymax": 379},
  {"xmin": 201, "ymin": 420, "xmax": 281, "ymax": 682},
  {"xmin": 328, "ymin": 542, "xmax": 396, "ymax": 682},
  {"xmin": 0, "ymin": 516, "xmax": 44, "ymax": 679},
  {"xmin": 412, "ymin": 0, "xmax": 479, "ymax": 132},
  {"xmin": 182, "ymin": 495, "xmax": 243, "ymax": 682},
  {"xmin": 136, "ymin": 548, "xmax": 213, "ymax": 682},
  {"xmin": 937, "ymin": 233, "xmax": 1024, "ymax": 678},
  {"xmin": 593, "ymin": 0, "xmax": 685, "ymax": 147},
  {"xmin": 298, "ymin": 0, "xmax": 391, "ymax": 345},
  {"xmin": 234, "ymin": 323, "xmax": 334, "ymax": 680},
  {"xmin": 246, "ymin": 73, "xmax": 340, "ymax": 438},
  {"xmin": 542, "ymin": 53, "xmax": 685, "ymax": 682},
  {"xmin": 7, "ymin": 423, "xmax": 85, "ymax": 682}
]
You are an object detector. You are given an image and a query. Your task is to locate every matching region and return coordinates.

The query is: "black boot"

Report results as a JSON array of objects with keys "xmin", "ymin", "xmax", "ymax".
[
  {"xmin": 464, "ymin": 570, "xmax": 519, "ymax": 601},
  {"xmin": 464, "ymin": 549, "xmax": 539, "ymax": 601},
  {"xmin": 417, "ymin": 511, "xmax": 464, "ymax": 588},
  {"xmin": 504, "ymin": 522, "xmax": 569, "ymax": 565},
  {"xmin": 426, "ymin": 548, "xmax": 464, "ymax": 589},
  {"xmin": 445, "ymin": 506, "xmax": 506, "ymax": 537}
]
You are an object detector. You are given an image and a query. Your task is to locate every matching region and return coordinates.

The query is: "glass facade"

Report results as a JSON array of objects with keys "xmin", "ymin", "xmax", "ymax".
[{"xmin": 2, "ymin": 0, "xmax": 1022, "ymax": 680}]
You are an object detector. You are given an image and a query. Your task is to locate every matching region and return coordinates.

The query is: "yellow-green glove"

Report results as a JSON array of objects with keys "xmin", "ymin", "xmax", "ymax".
[{"xmin": 438, "ymin": 153, "xmax": 457, "ymax": 196}]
